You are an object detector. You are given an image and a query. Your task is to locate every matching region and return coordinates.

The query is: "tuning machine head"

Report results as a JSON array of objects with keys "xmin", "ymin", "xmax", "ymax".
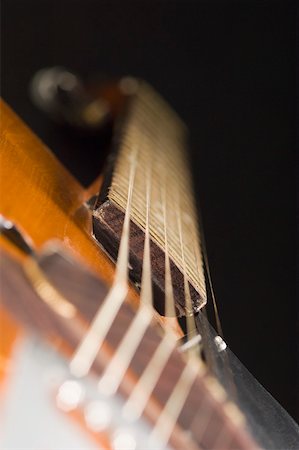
[{"xmin": 29, "ymin": 66, "xmax": 112, "ymax": 131}]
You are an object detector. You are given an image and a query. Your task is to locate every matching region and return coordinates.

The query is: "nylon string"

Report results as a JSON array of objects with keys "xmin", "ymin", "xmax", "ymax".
[
  {"xmin": 97, "ymin": 144, "xmax": 154, "ymax": 395},
  {"xmin": 69, "ymin": 146, "xmax": 138, "ymax": 378}
]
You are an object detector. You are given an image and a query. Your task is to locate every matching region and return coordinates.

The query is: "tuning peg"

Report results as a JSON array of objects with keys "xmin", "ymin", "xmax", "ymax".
[{"xmin": 29, "ymin": 66, "xmax": 111, "ymax": 131}]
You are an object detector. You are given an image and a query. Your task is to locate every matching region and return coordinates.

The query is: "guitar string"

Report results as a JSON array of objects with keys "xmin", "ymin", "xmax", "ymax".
[
  {"xmin": 183, "ymin": 214, "xmax": 237, "ymax": 442},
  {"xmin": 8, "ymin": 83, "xmax": 248, "ymax": 447},
  {"xmin": 97, "ymin": 305, "xmax": 153, "ymax": 396},
  {"xmin": 122, "ymin": 133, "xmax": 183, "ymax": 421},
  {"xmin": 197, "ymin": 209, "xmax": 238, "ymax": 402},
  {"xmin": 109, "ymin": 87, "xmax": 207, "ymax": 303},
  {"xmin": 122, "ymin": 333, "xmax": 177, "ymax": 421},
  {"xmin": 94, "ymin": 124, "xmax": 195, "ymax": 431},
  {"xmin": 71, "ymin": 85, "xmax": 236, "ymax": 443},
  {"xmin": 148, "ymin": 360, "xmax": 199, "ymax": 447},
  {"xmin": 181, "ymin": 199, "xmax": 226, "ymax": 383},
  {"xmin": 139, "ymin": 147, "xmax": 153, "ymax": 308},
  {"xmin": 119, "ymin": 133, "xmax": 177, "ymax": 419},
  {"xmin": 128, "ymin": 106, "xmax": 233, "ymax": 445},
  {"xmin": 187, "ymin": 216, "xmax": 218, "ymax": 374},
  {"xmin": 69, "ymin": 145, "xmax": 138, "ymax": 378},
  {"xmin": 180, "ymin": 220, "xmax": 236, "ymax": 450},
  {"xmin": 144, "ymin": 153, "xmax": 205, "ymax": 444},
  {"xmin": 173, "ymin": 186, "xmax": 228, "ymax": 446},
  {"xmin": 199, "ymin": 219, "xmax": 223, "ymax": 338},
  {"xmin": 117, "ymin": 118, "xmax": 207, "ymax": 441},
  {"xmin": 71, "ymin": 99, "xmax": 188, "ymax": 432},
  {"xmin": 175, "ymin": 184, "xmax": 199, "ymax": 358},
  {"xmin": 161, "ymin": 163, "xmax": 177, "ymax": 319},
  {"xmin": 97, "ymin": 140, "xmax": 154, "ymax": 396},
  {"xmin": 160, "ymin": 198, "xmax": 234, "ymax": 448}
]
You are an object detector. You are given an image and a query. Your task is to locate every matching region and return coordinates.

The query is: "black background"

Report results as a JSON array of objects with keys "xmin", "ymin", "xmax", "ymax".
[{"xmin": 1, "ymin": 1, "xmax": 297, "ymax": 421}]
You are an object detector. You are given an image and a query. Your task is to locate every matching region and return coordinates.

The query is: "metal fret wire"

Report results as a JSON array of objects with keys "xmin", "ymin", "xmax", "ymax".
[{"xmin": 108, "ymin": 83, "xmax": 207, "ymax": 302}]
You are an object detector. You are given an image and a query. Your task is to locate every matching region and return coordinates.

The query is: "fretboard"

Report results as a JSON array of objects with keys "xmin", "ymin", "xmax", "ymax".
[{"xmin": 93, "ymin": 81, "xmax": 206, "ymax": 316}]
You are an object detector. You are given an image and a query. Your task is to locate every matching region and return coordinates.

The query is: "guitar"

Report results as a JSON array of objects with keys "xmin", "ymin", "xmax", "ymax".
[{"xmin": 0, "ymin": 70, "xmax": 298, "ymax": 449}]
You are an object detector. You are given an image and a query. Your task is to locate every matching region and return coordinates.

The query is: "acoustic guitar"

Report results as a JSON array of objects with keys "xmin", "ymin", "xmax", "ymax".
[{"xmin": 0, "ymin": 70, "xmax": 298, "ymax": 449}]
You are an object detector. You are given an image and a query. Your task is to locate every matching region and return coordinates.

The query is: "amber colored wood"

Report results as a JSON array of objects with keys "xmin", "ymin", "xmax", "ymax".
[
  {"xmin": 0, "ymin": 99, "xmax": 182, "ymax": 329},
  {"xmin": 0, "ymin": 99, "xmax": 139, "ymax": 393},
  {"xmin": 0, "ymin": 99, "xmax": 139, "ymax": 297},
  {"xmin": 0, "ymin": 100, "xmax": 181, "ymax": 381}
]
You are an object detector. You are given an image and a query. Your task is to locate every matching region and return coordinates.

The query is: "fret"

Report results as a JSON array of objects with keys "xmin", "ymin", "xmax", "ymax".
[{"xmin": 93, "ymin": 81, "xmax": 206, "ymax": 317}]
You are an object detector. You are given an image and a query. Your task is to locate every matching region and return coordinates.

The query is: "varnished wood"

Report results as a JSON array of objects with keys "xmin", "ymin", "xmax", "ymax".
[
  {"xmin": 0, "ymin": 100, "xmax": 181, "ymax": 383},
  {"xmin": 0, "ymin": 100, "xmax": 126, "ymax": 287},
  {"xmin": 0, "ymin": 99, "xmax": 138, "ymax": 392},
  {"xmin": 0, "ymin": 98, "xmax": 144, "ymax": 330},
  {"xmin": 0, "ymin": 100, "xmax": 187, "ymax": 324}
]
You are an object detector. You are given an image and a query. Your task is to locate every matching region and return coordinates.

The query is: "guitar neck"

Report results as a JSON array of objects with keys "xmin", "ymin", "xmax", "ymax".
[{"xmin": 93, "ymin": 81, "xmax": 206, "ymax": 317}]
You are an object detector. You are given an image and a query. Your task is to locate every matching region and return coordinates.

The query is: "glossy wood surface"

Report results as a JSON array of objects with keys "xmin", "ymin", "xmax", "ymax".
[
  {"xmin": 0, "ymin": 99, "xmax": 138, "ymax": 387},
  {"xmin": 0, "ymin": 100, "xmax": 126, "ymax": 286},
  {"xmin": 0, "ymin": 100, "xmax": 181, "ymax": 386},
  {"xmin": 0, "ymin": 99, "xmax": 185, "ymax": 319}
]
